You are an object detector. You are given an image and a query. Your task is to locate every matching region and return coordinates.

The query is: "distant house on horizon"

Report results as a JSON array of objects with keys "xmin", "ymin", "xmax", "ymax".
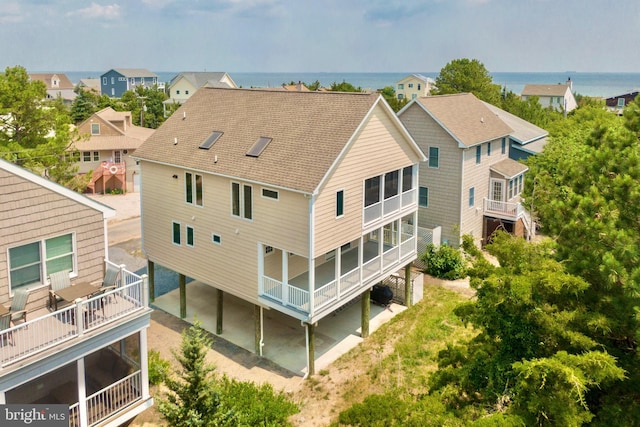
[
  {"xmin": 164, "ymin": 71, "xmax": 238, "ymax": 115},
  {"xmin": 605, "ymin": 89, "xmax": 639, "ymax": 115},
  {"xmin": 29, "ymin": 73, "xmax": 76, "ymax": 105},
  {"xmin": 395, "ymin": 74, "xmax": 435, "ymax": 100},
  {"xmin": 100, "ymin": 68, "xmax": 158, "ymax": 98},
  {"xmin": 521, "ymin": 79, "xmax": 577, "ymax": 113}
]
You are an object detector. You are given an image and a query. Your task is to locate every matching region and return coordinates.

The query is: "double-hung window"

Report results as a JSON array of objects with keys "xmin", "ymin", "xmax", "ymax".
[
  {"xmin": 8, "ymin": 233, "xmax": 75, "ymax": 291},
  {"xmin": 501, "ymin": 138, "xmax": 506, "ymax": 155},
  {"xmin": 172, "ymin": 222, "xmax": 181, "ymax": 245},
  {"xmin": 487, "ymin": 142, "xmax": 491, "ymax": 156},
  {"xmin": 232, "ymin": 182, "xmax": 253, "ymax": 220},
  {"xmin": 428, "ymin": 147, "xmax": 439, "ymax": 168},
  {"xmin": 475, "ymin": 146, "xmax": 481, "ymax": 164},
  {"xmin": 419, "ymin": 187, "xmax": 429, "ymax": 207},
  {"xmin": 185, "ymin": 172, "xmax": 203, "ymax": 206},
  {"xmin": 469, "ymin": 187, "xmax": 475, "ymax": 207}
]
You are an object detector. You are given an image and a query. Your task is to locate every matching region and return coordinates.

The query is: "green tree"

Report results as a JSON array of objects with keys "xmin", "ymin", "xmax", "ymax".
[
  {"xmin": 429, "ymin": 233, "xmax": 625, "ymax": 425},
  {"xmin": 500, "ymin": 89, "xmax": 562, "ymax": 128},
  {"xmin": 120, "ymin": 85, "xmax": 169, "ymax": 128},
  {"xmin": 0, "ymin": 66, "xmax": 88, "ymax": 191},
  {"xmin": 379, "ymin": 85, "xmax": 408, "ymax": 112},
  {"xmin": 329, "ymin": 80, "xmax": 363, "ymax": 92},
  {"xmin": 432, "ymin": 58, "xmax": 501, "ymax": 105},
  {"xmin": 158, "ymin": 322, "xmax": 229, "ymax": 426},
  {"xmin": 522, "ymin": 98, "xmax": 640, "ymax": 423}
]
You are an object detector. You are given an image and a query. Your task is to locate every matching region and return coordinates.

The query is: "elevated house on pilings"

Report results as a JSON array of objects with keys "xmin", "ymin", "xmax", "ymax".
[{"xmin": 134, "ymin": 87, "xmax": 425, "ymax": 375}]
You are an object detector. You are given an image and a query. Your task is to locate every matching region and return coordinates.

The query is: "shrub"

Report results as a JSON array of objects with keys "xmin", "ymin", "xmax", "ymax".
[
  {"xmin": 420, "ymin": 244, "xmax": 466, "ymax": 279},
  {"xmin": 217, "ymin": 375, "xmax": 298, "ymax": 427},
  {"xmin": 147, "ymin": 349, "xmax": 170, "ymax": 385}
]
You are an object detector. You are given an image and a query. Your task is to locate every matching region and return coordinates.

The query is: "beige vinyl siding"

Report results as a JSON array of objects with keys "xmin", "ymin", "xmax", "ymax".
[
  {"xmin": 400, "ymin": 103, "xmax": 463, "ymax": 245},
  {"xmin": 461, "ymin": 138, "xmax": 511, "ymax": 243},
  {"xmin": 313, "ymin": 105, "xmax": 418, "ymax": 257},
  {"xmin": 170, "ymin": 78, "xmax": 197, "ymax": 103},
  {"xmin": 0, "ymin": 170, "xmax": 107, "ymax": 312},
  {"xmin": 140, "ymin": 162, "xmax": 309, "ymax": 304}
]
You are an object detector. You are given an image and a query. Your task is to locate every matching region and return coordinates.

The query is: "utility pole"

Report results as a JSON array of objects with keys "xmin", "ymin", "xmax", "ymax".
[{"xmin": 137, "ymin": 95, "xmax": 147, "ymax": 127}]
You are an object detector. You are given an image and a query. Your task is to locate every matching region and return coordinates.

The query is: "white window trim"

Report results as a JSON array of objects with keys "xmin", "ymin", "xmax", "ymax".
[
  {"xmin": 336, "ymin": 188, "xmax": 345, "ymax": 218},
  {"xmin": 212, "ymin": 233, "xmax": 222, "ymax": 245},
  {"xmin": 231, "ymin": 182, "xmax": 253, "ymax": 221},
  {"xmin": 7, "ymin": 232, "xmax": 78, "ymax": 293},
  {"xmin": 261, "ymin": 187, "xmax": 279, "ymax": 201}
]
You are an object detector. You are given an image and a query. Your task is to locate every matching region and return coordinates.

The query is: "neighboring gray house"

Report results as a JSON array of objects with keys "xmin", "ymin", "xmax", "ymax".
[
  {"xmin": 101, "ymin": 68, "xmax": 158, "ymax": 98},
  {"xmin": 482, "ymin": 102, "xmax": 549, "ymax": 161},
  {"xmin": 0, "ymin": 158, "xmax": 153, "ymax": 426},
  {"xmin": 398, "ymin": 93, "xmax": 532, "ymax": 246},
  {"xmin": 164, "ymin": 72, "xmax": 238, "ymax": 114}
]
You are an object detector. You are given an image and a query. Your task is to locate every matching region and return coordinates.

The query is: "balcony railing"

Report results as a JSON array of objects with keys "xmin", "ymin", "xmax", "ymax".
[
  {"xmin": 483, "ymin": 198, "xmax": 525, "ymax": 219},
  {"xmin": 260, "ymin": 236, "xmax": 416, "ymax": 316},
  {"xmin": 0, "ymin": 266, "xmax": 146, "ymax": 368},
  {"xmin": 69, "ymin": 370, "xmax": 142, "ymax": 427},
  {"xmin": 364, "ymin": 187, "xmax": 417, "ymax": 226}
]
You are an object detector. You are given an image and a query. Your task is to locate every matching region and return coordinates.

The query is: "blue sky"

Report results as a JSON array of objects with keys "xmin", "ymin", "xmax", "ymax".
[{"xmin": 1, "ymin": 0, "xmax": 638, "ymax": 73}]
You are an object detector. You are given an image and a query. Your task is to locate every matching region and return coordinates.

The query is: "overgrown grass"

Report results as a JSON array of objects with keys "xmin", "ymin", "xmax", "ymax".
[{"xmin": 324, "ymin": 284, "xmax": 476, "ymax": 425}]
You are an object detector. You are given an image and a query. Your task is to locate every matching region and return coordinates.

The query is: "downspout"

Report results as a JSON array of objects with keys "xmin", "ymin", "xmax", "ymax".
[{"xmin": 459, "ymin": 150, "xmax": 465, "ymax": 245}]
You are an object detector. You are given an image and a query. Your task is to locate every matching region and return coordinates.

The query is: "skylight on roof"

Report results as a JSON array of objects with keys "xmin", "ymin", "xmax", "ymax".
[
  {"xmin": 246, "ymin": 136, "xmax": 272, "ymax": 157},
  {"xmin": 199, "ymin": 131, "xmax": 223, "ymax": 149}
]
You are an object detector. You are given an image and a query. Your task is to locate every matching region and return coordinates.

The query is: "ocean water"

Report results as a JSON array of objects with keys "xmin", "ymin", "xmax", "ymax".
[{"xmin": 62, "ymin": 71, "xmax": 640, "ymax": 98}]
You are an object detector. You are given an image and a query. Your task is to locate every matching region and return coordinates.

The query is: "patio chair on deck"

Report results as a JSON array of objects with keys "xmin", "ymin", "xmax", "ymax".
[
  {"xmin": 49, "ymin": 269, "xmax": 71, "ymax": 311},
  {"xmin": 9, "ymin": 288, "xmax": 29, "ymax": 325},
  {"xmin": 0, "ymin": 313, "xmax": 13, "ymax": 346},
  {"xmin": 90, "ymin": 265, "xmax": 121, "ymax": 316}
]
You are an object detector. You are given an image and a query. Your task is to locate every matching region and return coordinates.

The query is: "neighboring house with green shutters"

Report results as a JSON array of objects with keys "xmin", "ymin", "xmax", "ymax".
[{"xmin": 398, "ymin": 93, "xmax": 532, "ymax": 246}]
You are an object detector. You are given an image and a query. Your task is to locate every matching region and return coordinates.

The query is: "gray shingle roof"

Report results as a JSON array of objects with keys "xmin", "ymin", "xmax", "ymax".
[
  {"xmin": 482, "ymin": 101, "xmax": 548, "ymax": 145},
  {"xmin": 415, "ymin": 93, "xmax": 513, "ymax": 147},
  {"xmin": 134, "ymin": 88, "xmax": 382, "ymax": 193},
  {"xmin": 521, "ymin": 84, "xmax": 570, "ymax": 97},
  {"xmin": 112, "ymin": 68, "xmax": 158, "ymax": 78}
]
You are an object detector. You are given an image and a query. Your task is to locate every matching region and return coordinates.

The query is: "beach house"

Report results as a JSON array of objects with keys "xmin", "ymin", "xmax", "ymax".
[
  {"xmin": 134, "ymin": 87, "xmax": 425, "ymax": 374},
  {"xmin": 395, "ymin": 74, "xmax": 435, "ymax": 100},
  {"xmin": 0, "ymin": 159, "xmax": 153, "ymax": 426},
  {"xmin": 521, "ymin": 79, "xmax": 577, "ymax": 113},
  {"xmin": 398, "ymin": 93, "xmax": 532, "ymax": 246},
  {"xmin": 100, "ymin": 69, "xmax": 158, "ymax": 98},
  {"xmin": 73, "ymin": 107, "xmax": 155, "ymax": 193}
]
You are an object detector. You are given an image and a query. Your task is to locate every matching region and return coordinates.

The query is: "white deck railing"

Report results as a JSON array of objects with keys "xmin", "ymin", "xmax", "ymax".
[
  {"xmin": 69, "ymin": 370, "xmax": 142, "ymax": 427},
  {"xmin": 483, "ymin": 198, "xmax": 524, "ymax": 218},
  {"xmin": 0, "ymin": 267, "xmax": 145, "ymax": 368}
]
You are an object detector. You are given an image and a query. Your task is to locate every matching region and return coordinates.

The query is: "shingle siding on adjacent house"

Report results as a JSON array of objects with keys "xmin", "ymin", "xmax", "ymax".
[
  {"xmin": 400, "ymin": 102, "xmax": 463, "ymax": 244},
  {"xmin": 313, "ymin": 106, "xmax": 417, "ymax": 256},
  {"xmin": 0, "ymin": 168, "xmax": 107, "ymax": 311}
]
